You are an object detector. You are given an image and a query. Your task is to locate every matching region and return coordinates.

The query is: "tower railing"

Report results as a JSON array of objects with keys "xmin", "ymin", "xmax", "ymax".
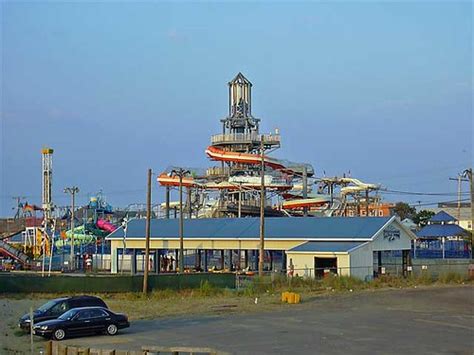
[
  {"xmin": 206, "ymin": 166, "xmax": 231, "ymax": 177},
  {"xmin": 211, "ymin": 133, "xmax": 280, "ymax": 146}
]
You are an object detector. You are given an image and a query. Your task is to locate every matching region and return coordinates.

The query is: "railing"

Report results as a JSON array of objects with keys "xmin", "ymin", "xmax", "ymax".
[
  {"xmin": 211, "ymin": 133, "xmax": 281, "ymax": 145},
  {"xmin": 206, "ymin": 166, "xmax": 231, "ymax": 176}
]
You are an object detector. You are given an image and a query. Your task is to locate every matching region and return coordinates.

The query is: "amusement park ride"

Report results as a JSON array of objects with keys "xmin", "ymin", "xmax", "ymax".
[
  {"xmin": 0, "ymin": 73, "xmax": 393, "ymax": 270},
  {"xmin": 158, "ymin": 73, "xmax": 388, "ymax": 218},
  {"xmin": 0, "ymin": 149, "xmax": 118, "ymax": 270}
]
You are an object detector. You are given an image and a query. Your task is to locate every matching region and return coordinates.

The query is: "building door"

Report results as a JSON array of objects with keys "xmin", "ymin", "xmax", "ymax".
[{"xmin": 314, "ymin": 257, "xmax": 337, "ymax": 278}]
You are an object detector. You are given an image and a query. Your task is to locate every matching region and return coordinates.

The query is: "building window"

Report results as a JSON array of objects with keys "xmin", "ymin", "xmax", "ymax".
[{"xmin": 379, "ymin": 210, "xmax": 384, "ymax": 216}]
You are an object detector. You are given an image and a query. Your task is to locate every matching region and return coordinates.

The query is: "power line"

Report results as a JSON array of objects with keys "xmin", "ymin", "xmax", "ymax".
[
  {"xmin": 380, "ymin": 189, "xmax": 469, "ymax": 196},
  {"xmin": 408, "ymin": 198, "xmax": 470, "ymax": 207}
]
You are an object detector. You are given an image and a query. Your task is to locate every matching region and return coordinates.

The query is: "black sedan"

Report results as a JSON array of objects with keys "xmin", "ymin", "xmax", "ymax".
[
  {"xmin": 19, "ymin": 295, "xmax": 107, "ymax": 331},
  {"xmin": 33, "ymin": 306, "xmax": 129, "ymax": 340}
]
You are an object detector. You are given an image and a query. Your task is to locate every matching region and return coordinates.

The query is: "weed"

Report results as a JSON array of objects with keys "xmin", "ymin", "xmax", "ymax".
[
  {"xmin": 437, "ymin": 272, "xmax": 467, "ymax": 284},
  {"xmin": 199, "ymin": 280, "xmax": 217, "ymax": 296},
  {"xmin": 12, "ymin": 330, "xmax": 23, "ymax": 337}
]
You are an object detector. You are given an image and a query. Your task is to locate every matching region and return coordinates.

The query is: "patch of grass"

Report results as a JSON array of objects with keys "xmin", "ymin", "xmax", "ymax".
[
  {"xmin": 413, "ymin": 271, "xmax": 435, "ymax": 285},
  {"xmin": 370, "ymin": 275, "xmax": 408, "ymax": 288},
  {"xmin": 437, "ymin": 272, "xmax": 467, "ymax": 284},
  {"xmin": 321, "ymin": 274, "xmax": 365, "ymax": 291},
  {"xmin": 2, "ymin": 272, "xmax": 471, "ymax": 323},
  {"xmin": 198, "ymin": 280, "xmax": 220, "ymax": 297},
  {"xmin": 12, "ymin": 330, "xmax": 24, "ymax": 337}
]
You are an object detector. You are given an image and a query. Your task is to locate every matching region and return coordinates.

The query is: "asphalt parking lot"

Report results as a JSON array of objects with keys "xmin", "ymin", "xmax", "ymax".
[{"xmin": 53, "ymin": 285, "xmax": 474, "ymax": 355}]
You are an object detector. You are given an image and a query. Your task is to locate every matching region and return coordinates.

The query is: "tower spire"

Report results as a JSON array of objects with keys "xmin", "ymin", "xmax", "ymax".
[{"xmin": 222, "ymin": 72, "xmax": 259, "ymax": 135}]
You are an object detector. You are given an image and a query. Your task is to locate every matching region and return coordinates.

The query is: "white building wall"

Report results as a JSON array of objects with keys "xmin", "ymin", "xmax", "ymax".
[
  {"xmin": 286, "ymin": 252, "xmax": 351, "ymax": 278},
  {"xmin": 371, "ymin": 219, "xmax": 413, "ymax": 251},
  {"xmin": 348, "ymin": 243, "xmax": 374, "ymax": 280}
]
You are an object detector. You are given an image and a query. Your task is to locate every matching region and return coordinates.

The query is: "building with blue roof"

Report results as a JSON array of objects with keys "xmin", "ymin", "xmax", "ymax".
[
  {"xmin": 106, "ymin": 216, "xmax": 416, "ymax": 280},
  {"xmin": 415, "ymin": 211, "xmax": 471, "ymax": 259}
]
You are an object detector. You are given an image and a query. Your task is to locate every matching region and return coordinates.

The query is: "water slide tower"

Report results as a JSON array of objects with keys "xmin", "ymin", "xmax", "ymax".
[
  {"xmin": 41, "ymin": 147, "xmax": 54, "ymax": 220},
  {"xmin": 216, "ymin": 72, "xmax": 280, "ymax": 154}
]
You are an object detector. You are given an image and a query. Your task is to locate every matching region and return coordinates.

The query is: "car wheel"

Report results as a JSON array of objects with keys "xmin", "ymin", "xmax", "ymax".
[
  {"xmin": 106, "ymin": 324, "xmax": 118, "ymax": 336},
  {"xmin": 53, "ymin": 328, "xmax": 66, "ymax": 341}
]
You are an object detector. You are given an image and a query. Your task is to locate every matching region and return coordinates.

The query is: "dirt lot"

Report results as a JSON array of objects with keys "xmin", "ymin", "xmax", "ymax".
[{"xmin": 1, "ymin": 285, "xmax": 473, "ymax": 354}]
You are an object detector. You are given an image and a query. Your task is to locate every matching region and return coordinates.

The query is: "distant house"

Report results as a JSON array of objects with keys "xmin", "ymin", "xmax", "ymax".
[
  {"xmin": 425, "ymin": 203, "xmax": 472, "ymax": 231},
  {"xmin": 415, "ymin": 211, "xmax": 471, "ymax": 259},
  {"xmin": 401, "ymin": 218, "xmax": 418, "ymax": 233}
]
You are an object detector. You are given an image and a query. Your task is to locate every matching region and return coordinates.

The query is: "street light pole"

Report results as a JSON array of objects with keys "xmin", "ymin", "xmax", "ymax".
[
  {"xmin": 179, "ymin": 174, "xmax": 184, "ymax": 273},
  {"xmin": 259, "ymin": 135, "xmax": 265, "ymax": 277},
  {"xmin": 143, "ymin": 168, "xmax": 152, "ymax": 294},
  {"xmin": 64, "ymin": 186, "xmax": 79, "ymax": 271},
  {"xmin": 170, "ymin": 168, "xmax": 190, "ymax": 274},
  {"xmin": 238, "ymin": 182, "xmax": 242, "ymax": 218}
]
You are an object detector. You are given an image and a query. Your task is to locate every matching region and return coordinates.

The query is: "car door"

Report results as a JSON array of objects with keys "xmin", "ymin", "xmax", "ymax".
[
  {"xmin": 88, "ymin": 309, "xmax": 110, "ymax": 332},
  {"xmin": 68, "ymin": 310, "xmax": 94, "ymax": 335}
]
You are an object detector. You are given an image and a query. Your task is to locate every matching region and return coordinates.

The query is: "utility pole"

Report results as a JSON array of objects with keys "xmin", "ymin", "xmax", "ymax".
[
  {"xmin": 365, "ymin": 189, "xmax": 370, "ymax": 217},
  {"xmin": 449, "ymin": 174, "xmax": 464, "ymax": 220},
  {"xmin": 451, "ymin": 169, "xmax": 473, "ymax": 256},
  {"xmin": 64, "ymin": 186, "xmax": 79, "ymax": 271},
  {"xmin": 165, "ymin": 187, "xmax": 170, "ymax": 219},
  {"xmin": 302, "ymin": 166, "xmax": 308, "ymax": 217},
  {"xmin": 170, "ymin": 168, "xmax": 190, "ymax": 274},
  {"xmin": 143, "ymin": 169, "xmax": 152, "ymax": 294},
  {"xmin": 450, "ymin": 173, "xmax": 469, "ymax": 221},
  {"xmin": 457, "ymin": 175, "xmax": 462, "ymax": 220},
  {"xmin": 462, "ymin": 168, "xmax": 473, "ymax": 231},
  {"xmin": 187, "ymin": 187, "xmax": 192, "ymax": 218},
  {"xmin": 259, "ymin": 135, "xmax": 265, "ymax": 277},
  {"xmin": 238, "ymin": 182, "xmax": 242, "ymax": 218},
  {"xmin": 463, "ymin": 168, "xmax": 473, "ymax": 258}
]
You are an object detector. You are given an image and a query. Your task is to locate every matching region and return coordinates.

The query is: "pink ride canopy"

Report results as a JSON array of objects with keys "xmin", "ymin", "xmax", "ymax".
[{"xmin": 97, "ymin": 219, "xmax": 118, "ymax": 234}]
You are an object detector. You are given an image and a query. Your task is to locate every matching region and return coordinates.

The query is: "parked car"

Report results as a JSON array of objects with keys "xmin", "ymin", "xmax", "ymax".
[
  {"xmin": 33, "ymin": 306, "xmax": 130, "ymax": 340},
  {"xmin": 19, "ymin": 295, "xmax": 107, "ymax": 331}
]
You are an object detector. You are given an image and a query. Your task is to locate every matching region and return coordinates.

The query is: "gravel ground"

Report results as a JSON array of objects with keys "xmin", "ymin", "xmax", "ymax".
[{"xmin": 0, "ymin": 285, "xmax": 473, "ymax": 354}]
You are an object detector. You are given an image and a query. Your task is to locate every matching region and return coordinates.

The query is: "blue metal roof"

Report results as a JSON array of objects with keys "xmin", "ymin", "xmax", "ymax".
[
  {"xmin": 107, "ymin": 217, "xmax": 392, "ymax": 240},
  {"xmin": 417, "ymin": 224, "xmax": 468, "ymax": 238},
  {"xmin": 288, "ymin": 241, "xmax": 365, "ymax": 253},
  {"xmin": 429, "ymin": 211, "xmax": 457, "ymax": 223}
]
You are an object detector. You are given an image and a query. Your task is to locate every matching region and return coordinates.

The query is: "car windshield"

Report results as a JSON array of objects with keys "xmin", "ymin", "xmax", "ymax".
[
  {"xmin": 37, "ymin": 300, "xmax": 59, "ymax": 313},
  {"xmin": 58, "ymin": 309, "xmax": 78, "ymax": 320}
]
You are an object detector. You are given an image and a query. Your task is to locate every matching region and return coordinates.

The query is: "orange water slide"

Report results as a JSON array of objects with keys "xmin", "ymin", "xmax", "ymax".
[
  {"xmin": 157, "ymin": 173, "xmax": 292, "ymax": 191},
  {"xmin": 157, "ymin": 173, "xmax": 199, "ymax": 188},
  {"xmin": 205, "ymin": 146, "xmax": 296, "ymax": 174},
  {"xmin": 281, "ymin": 196, "xmax": 331, "ymax": 210}
]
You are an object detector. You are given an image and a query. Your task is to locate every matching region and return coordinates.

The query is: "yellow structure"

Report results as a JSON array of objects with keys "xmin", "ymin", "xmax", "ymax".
[{"xmin": 106, "ymin": 216, "xmax": 416, "ymax": 280}]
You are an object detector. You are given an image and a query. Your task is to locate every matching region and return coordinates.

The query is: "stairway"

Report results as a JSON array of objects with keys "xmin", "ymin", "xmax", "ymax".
[{"xmin": 0, "ymin": 239, "xmax": 30, "ymax": 264}]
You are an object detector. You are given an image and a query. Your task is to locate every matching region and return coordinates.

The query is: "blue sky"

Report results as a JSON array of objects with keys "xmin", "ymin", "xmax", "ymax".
[{"xmin": 1, "ymin": 1, "xmax": 472, "ymax": 216}]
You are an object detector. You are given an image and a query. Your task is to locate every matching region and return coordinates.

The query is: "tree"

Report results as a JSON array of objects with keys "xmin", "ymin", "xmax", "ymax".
[
  {"xmin": 393, "ymin": 202, "xmax": 416, "ymax": 221},
  {"xmin": 413, "ymin": 210, "xmax": 435, "ymax": 226}
]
